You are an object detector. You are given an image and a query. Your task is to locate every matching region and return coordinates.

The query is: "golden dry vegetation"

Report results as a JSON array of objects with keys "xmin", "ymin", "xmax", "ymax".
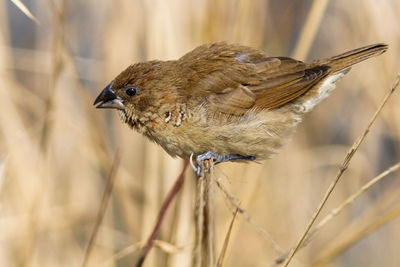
[{"xmin": 0, "ymin": 0, "xmax": 400, "ymax": 266}]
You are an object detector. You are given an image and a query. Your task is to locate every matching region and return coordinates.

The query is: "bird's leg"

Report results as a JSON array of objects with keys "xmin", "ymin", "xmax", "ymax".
[{"xmin": 190, "ymin": 152, "xmax": 255, "ymax": 176}]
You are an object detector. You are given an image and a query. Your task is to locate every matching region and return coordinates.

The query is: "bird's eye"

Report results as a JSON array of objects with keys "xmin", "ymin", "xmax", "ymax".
[{"xmin": 124, "ymin": 86, "xmax": 138, "ymax": 97}]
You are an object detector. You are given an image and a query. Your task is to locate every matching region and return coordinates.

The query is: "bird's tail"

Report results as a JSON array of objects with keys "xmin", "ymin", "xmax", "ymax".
[{"xmin": 312, "ymin": 43, "xmax": 388, "ymax": 72}]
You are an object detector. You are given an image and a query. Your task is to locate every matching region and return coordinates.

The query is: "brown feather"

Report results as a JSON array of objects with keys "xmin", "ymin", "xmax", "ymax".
[
  {"xmin": 253, "ymin": 66, "xmax": 330, "ymax": 109},
  {"xmin": 207, "ymin": 85, "xmax": 256, "ymax": 115},
  {"xmin": 310, "ymin": 43, "xmax": 388, "ymax": 72},
  {"xmin": 186, "ymin": 42, "xmax": 388, "ymax": 115}
]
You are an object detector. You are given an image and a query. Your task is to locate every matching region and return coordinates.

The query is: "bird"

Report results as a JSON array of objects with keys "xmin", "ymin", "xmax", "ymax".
[{"xmin": 94, "ymin": 42, "xmax": 387, "ymax": 175}]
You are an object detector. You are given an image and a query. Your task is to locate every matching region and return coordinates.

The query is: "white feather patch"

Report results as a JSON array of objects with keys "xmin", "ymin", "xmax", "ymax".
[
  {"xmin": 235, "ymin": 53, "xmax": 249, "ymax": 62},
  {"xmin": 301, "ymin": 72, "xmax": 345, "ymax": 112}
]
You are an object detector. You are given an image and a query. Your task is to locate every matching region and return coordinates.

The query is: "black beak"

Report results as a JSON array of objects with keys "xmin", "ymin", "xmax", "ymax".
[{"xmin": 94, "ymin": 83, "xmax": 125, "ymax": 110}]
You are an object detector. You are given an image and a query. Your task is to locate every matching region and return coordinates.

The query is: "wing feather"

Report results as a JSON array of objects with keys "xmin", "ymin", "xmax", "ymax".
[
  {"xmin": 253, "ymin": 66, "xmax": 330, "ymax": 109},
  {"xmin": 207, "ymin": 85, "xmax": 256, "ymax": 115},
  {"xmin": 181, "ymin": 43, "xmax": 331, "ymax": 115}
]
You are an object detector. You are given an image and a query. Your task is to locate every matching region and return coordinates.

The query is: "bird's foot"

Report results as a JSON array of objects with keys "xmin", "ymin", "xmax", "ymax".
[{"xmin": 190, "ymin": 151, "xmax": 255, "ymax": 176}]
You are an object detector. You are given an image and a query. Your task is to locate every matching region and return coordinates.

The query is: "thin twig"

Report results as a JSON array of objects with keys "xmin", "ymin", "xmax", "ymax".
[
  {"xmin": 282, "ymin": 74, "xmax": 400, "ymax": 267},
  {"xmin": 216, "ymin": 208, "xmax": 239, "ymax": 267},
  {"xmin": 81, "ymin": 150, "xmax": 121, "ymax": 267},
  {"xmin": 135, "ymin": 161, "xmax": 189, "ymax": 267}
]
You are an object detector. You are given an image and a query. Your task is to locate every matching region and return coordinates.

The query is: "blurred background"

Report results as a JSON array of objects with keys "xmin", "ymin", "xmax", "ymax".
[{"xmin": 0, "ymin": 0, "xmax": 399, "ymax": 266}]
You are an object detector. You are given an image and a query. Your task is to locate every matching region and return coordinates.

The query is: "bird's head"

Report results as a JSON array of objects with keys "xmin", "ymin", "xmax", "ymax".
[{"xmin": 94, "ymin": 61, "xmax": 166, "ymax": 128}]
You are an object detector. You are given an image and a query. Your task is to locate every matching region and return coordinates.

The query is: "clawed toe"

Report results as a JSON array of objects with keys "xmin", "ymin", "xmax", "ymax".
[
  {"xmin": 189, "ymin": 153, "xmax": 202, "ymax": 176},
  {"xmin": 190, "ymin": 151, "xmax": 256, "ymax": 176}
]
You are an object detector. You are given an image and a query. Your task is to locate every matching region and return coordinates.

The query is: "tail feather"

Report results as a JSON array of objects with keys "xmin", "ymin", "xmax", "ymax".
[{"xmin": 312, "ymin": 43, "xmax": 388, "ymax": 72}]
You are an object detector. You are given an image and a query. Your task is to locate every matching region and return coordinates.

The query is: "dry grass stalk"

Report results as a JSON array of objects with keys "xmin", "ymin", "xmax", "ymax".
[
  {"xmin": 291, "ymin": 0, "xmax": 330, "ymax": 60},
  {"xmin": 10, "ymin": 0, "xmax": 40, "ymax": 24},
  {"xmin": 81, "ymin": 150, "xmax": 121, "ymax": 267},
  {"xmin": 194, "ymin": 159, "xmax": 216, "ymax": 267},
  {"xmin": 308, "ymin": 181, "xmax": 400, "ymax": 266},
  {"xmin": 136, "ymin": 161, "xmax": 189, "ymax": 267},
  {"xmin": 312, "ymin": 203, "xmax": 400, "ymax": 267},
  {"xmin": 274, "ymin": 161, "xmax": 400, "ymax": 265},
  {"xmin": 305, "ymin": 161, "xmax": 400, "ymax": 242},
  {"xmin": 283, "ymin": 74, "xmax": 400, "ymax": 266},
  {"xmin": 40, "ymin": 0, "xmax": 66, "ymax": 151},
  {"xmin": 213, "ymin": 176, "xmax": 285, "ymax": 255},
  {"xmin": 216, "ymin": 208, "xmax": 239, "ymax": 267},
  {"xmin": 19, "ymin": 2, "xmax": 67, "ymax": 265},
  {"xmin": 101, "ymin": 239, "xmax": 184, "ymax": 266},
  {"xmin": 101, "ymin": 241, "xmax": 143, "ymax": 266}
]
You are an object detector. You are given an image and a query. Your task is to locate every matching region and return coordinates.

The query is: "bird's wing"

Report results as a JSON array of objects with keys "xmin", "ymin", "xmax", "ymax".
[
  {"xmin": 207, "ymin": 85, "xmax": 257, "ymax": 116},
  {"xmin": 250, "ymin": 60, "xmax": 330, "ymax": 110},
  {"xmin": 183, "ymin": 44, "xmax": 330, "ymax": 115}
]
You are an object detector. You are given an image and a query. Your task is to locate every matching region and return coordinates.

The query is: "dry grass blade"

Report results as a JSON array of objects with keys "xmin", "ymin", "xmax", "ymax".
[
  {"xmin": 40, "ymin": 0, "xmax": 66, "ymax": 152},
  {"xmin": 216, "ymin": 208, "xmax": 239, "ymax": 267},
  {"xmin": 308, "ymin": 161, "xmax": 400, "ymax": 240},
  {"xmin": 274, "ymin": 161, "xmax": 400, "ymax": 265},
  {"xmin": 101, "ymin": 240, "xmax": 184, "ymax": 266},
  {"xmin": 312, "ymin": 203, "xmax": 400, "ymax": 267},
  {"xmin": 291, "ymin": 0, "xmax": 330, "ymax": 60},
  {"xmin": 136, "ymin": 161, "xmax": 189, "ymax": 267},
  {"xmin": 81, "ymin": 150, "xmax": 121, "ymax": 267},
  {"xmin": 10, "ymin": 0, "xmax": 40, "ymax": 24},
  {"xmin": 213, "ymin": 177, "xmax": 285, "ymax": 255},
  {"xmin": 282, "ymin": 74, "xmax": 400, "ymax": 267},
  {"xmin": 16, "ymin": 2, "xmax": 66, "ymax": 265},
  {"xmin": 101, "ymin": 242, "xmax": 143, "ymax": 267},
  {"xmin": 307, "ymin": 181, "xmax": 400, "ymax": 266}
]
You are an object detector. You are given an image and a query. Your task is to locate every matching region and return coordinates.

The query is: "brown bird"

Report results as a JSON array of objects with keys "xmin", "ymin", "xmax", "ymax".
[{"xmin": 94, "ymin": 42, "xmax": 387, "ymax": 175}]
